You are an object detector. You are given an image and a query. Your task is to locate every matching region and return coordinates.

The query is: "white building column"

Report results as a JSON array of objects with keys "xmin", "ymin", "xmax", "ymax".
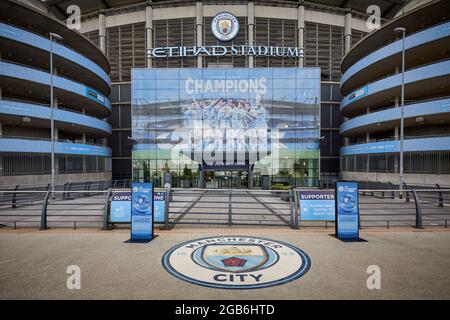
[
  {"xmin": 145, "ymin": 4, "xmax": 153, "ymax": 68},
  {"xmin": 343, "ymin": 10, "xmax": 352, "ymax": 147},
  {"xmin": 196, "ymin": 1, "xmax": 203, "ymax": 68},
  {"xmin": 99, "ymin": 12, "xmax": 106, "ymax": 53},
  {"xmin": 344, "ymin": 9, "xmax": 352, "ymax": 53},
  {"xmin": 248, "ymin": 1, "xmax": 255, "ymax": 68},
  {"xmin": 297, "ymin": 3, "xmax": 305, "ymax": 67},
  {"xmin": 98, "ymin": 13, "xmax": 109, "ymax": 148}
]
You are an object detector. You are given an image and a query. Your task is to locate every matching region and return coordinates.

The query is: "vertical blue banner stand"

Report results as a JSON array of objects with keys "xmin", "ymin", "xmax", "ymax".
[
  {"xmin": 131, "ymin": 182, "xmax": 154, "ymax": 242},
  {"xmin": 335, "ymin": 181, "xmax": 360, "ymax": 240}
]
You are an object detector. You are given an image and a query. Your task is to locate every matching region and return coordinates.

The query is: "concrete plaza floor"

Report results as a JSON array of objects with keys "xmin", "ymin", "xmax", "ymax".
[{"xmin": 0, "ymin": 227, "xmax": 449, "ymax": 299}]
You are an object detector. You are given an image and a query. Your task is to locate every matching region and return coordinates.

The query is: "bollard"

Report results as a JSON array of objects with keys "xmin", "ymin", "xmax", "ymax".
[
  {"xmin": 163, "ymin": 189, "xmax": 170, "ymax": 230},
  {"xmin": 228, "ymin": 189, "xmax": 232, "ymax": 226},
  {"xmin": 436, "ymin": 184, "xmax": 443, "ymax": 207},
  {"xmin": 86, "ymin": 182, "xmax": 92, "ymax": 197},
  {"xmin": 411, "ymin": 189, "xmax": 423, "ymax": 229},
  {"xmin": 67, "ymin": 183, "xmax": 73, "ymax": 200},
  {"xmin": 11, "ymin": 185, "xmax": 19, "ymax": 208},
  {"xmin": 84, "ymin": 182, "xmax": 89, "ymax": 196},
  {"xmin": 102, "ymin": 188, "xmax": 112, "ymax": 230},
  {"xmin": 388, "ymin": 182, "xmax": 394, "ymax": 199},
  {"xmin": 62, "ymin": 182, "xmax": 68, "ymax": 200},
  {"xmin": 403, "ymin": 183, "xmax": 408, "ymax": 201},
  {"xmin": 40, "ymin": 190, "xmax": 50, "ymax": 230}
]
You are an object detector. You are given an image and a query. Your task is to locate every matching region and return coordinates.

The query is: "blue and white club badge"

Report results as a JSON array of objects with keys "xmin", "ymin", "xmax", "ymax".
[
  {"xmin": 162, "ymin": 236, "xmax": 311, "ymax": 289},
  {"xmin": 211, "ymin": 12, "xmax": 240, "ymax": 41}
]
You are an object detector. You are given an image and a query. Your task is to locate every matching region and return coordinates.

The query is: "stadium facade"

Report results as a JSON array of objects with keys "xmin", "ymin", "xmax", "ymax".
[
  {"xmin": 70, "ymin": 0, "xmax": 406, "ymax": 188},
  {"xmin": 340, "ymin": 0, "xmax": 450, "ymax": 186},
  {"xmin": 0, "ymin": 0, "xmax": 112, "ymax": 186}
]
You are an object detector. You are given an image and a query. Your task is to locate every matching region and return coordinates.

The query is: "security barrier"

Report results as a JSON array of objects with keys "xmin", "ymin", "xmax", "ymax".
[
  {"xmin": 165, "ymin": 189, "xmax": 293, "ymax": 227},
  {"xmin": 0, "ymin": 183, "xmax": 448, "ymax": 230}
]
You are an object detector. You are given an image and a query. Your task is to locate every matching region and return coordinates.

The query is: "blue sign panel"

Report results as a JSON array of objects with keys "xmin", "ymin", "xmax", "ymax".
[
  {"xmin": 110, "ymin": 192, "xmax": 132, "ymax": 222},
  {"xmin": 299, "ymin": 191, "xmax": 335, "ymax": 221},
  {"xmin": 153, "ymin": 192, "xmax": 166, "ymax": 223},
  {"xmin": 335, "ymin": 181, "xmax": 359, "ymax": 240},
  {"xmin": 131, "ymin": 182, "xmax": 154, "ymax": 241},
  {"xmin": 109, "ymin": 191, "xmax": 165, "ymax": 224}
]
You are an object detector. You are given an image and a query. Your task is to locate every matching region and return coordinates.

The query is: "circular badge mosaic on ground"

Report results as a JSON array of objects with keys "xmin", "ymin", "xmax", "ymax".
[{"xmin": 162, "ymin": 236, "xmax": 311, "ymax": 289}]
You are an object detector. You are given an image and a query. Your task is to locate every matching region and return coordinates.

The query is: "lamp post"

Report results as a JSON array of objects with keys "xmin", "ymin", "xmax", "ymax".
[
  {"xmin": 394, "ymin": 27, "xmax": 406, "ymax": 197},
  {"xmin": 49, "ymin": 32, "xmax": 63, "ymax": 195}
]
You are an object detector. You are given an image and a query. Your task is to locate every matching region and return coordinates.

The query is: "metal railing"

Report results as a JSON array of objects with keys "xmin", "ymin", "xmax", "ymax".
[
  {"xmin": 290, "ymin": 188, "xmax": 450, "ymax": 229},
  {"xmin": 0, "ymin": 183, "xmax": 448, "ymax": 230},
  {"xmin": 165, "ymin": 188, "xmax": 293, "ymax": 228},
  {"xmin": 0, "ymin": 189, "xmax": 112, "ymax": 229},
  {"xmin": 0, "ymin": 179, "xmax": 129, "ymax": 205}
]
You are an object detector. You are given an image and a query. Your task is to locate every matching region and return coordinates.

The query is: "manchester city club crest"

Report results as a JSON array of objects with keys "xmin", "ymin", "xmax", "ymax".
[
  {"xmin": 202, "ymin": 244, "xmax": 269, "ymax": 273},
  {"xmin": 211, "ymin": 12, "xmax": 239, "ymax": 41},
  {"xmin": 162, "ymin": 236, "xmax": 311, "ymax": 289}
]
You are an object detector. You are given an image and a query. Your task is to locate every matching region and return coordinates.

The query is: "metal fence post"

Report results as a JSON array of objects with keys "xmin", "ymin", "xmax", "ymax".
[
  {"xmin": 436, "ymin": 184, "xmax": 443, "ymax": 207},
  {"xmin": 102, "ymin": 188, "xmax": 112, "ymax": 230},
  {"xmin": 388, "ymin": 182, "xmax": 395, "ymax": 199},
  {"xmin": 293, "ymin": 190, "xmax": 299, "ymax": 229},
  {"xmin": 67, "ymin": 182, "xmax": 73, "ymax": 200},
  {"xmin": 411, "ymin": 189, "xmax": 423, "ymax": 229},
  {"xmin": 289, "ymin": 189, "xmax": 294, "ymax": 228},
  {"xmin": 40, "ymin": 190, "xmax": 50, "ymax": 230},
  {"xmin": 404, "ymin": 183, "xmax": 409, "ymax": 202},
  {"xmin": 164, "ymin": 190, "xmax": 170, "ymax": 230},
  {"xmin": 12, "ymin": 185, "xmax": 19, "ymax": 208},
  {"xmin": 228, "ymin": 188, "xmax": 232, "ymax": 226},
  {"xmin": 62, "ymin": 182, "xmax": 68, "ymax": 200}
]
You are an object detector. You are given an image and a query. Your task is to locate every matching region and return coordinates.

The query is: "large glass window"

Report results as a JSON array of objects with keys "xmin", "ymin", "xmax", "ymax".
[{"xmin": 131, "ymin": 68, "xmax": 320, "ymax": 187}]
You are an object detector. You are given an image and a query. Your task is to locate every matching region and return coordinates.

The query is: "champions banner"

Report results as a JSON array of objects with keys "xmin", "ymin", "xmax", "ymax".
[
  {"xmin": 132, "ymin": 68, "xmax": 321, "ymax": 183},
  {"xmin": 131, "ymin": 182, "xmax": 154, "ymax": 241}
]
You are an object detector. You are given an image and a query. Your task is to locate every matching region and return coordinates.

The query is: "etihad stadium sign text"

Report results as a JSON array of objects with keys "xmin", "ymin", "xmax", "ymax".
[{"xmin": 147, "ymin": 45, "xmax": 304, "ymax": 58}]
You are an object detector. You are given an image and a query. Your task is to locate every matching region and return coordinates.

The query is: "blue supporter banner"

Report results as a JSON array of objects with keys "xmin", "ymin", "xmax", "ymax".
[
  {"xmin": 299, "ymin": 191, "xmax": 335, "ymax": 221},
  {"xmin": 110, "ymin": 192, "xmax": 132, "ymax": 222},
  {"xmin": 109, "ymin": 191, "xmax": 165, "ymax": 224},
  {"xmin": 131, "ymin": 182, "xmax": 154, "ymax": 241},
  {"xmin": 335, "ymin": 181, "xmax": 359, "ymax": 240}
]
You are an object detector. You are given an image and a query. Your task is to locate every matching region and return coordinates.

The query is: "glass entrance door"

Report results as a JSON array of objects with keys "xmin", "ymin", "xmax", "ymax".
[{"xmin": 204, "ymin": 171, "xmax": 249, "ymax": 189}]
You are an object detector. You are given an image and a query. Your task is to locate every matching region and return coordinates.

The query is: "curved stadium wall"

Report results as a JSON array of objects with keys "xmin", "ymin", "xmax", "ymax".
[
  {"xmin": 0, "ymin": 0, "xmax": 112, "ymax": 186},
  {"xmin": 340, "ymin": 0, "xmax": 450, "ymax": 185}
]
